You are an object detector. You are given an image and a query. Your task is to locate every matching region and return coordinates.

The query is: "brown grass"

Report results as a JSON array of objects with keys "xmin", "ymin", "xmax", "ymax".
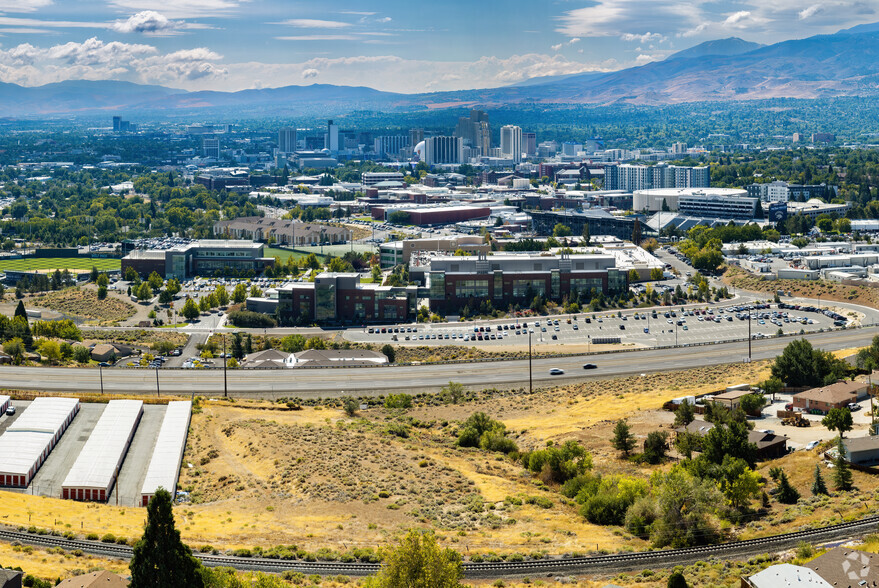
[{"xmin": 30, "ymin": 288, "xmax": 136, "ymax": 324}]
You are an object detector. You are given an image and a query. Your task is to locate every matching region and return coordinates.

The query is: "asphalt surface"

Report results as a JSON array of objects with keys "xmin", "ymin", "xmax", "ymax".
[
  {"xmin": 108, "ymin": 404, "xmax": 166, "ymax": 507},
  {"xmin": 1, "ymin": 326, "xmax": 877, "ymax": 397}
]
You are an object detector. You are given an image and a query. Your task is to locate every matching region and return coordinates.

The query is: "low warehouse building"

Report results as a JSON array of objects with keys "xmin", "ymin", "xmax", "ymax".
[
  {"xmin": 141, "ymin": 401, "xmax": 192, "ymax": 506},
  {"xmin": 62, "ymin": 400, "xmax": 143, "ymax": 502},
  {"xmin": 0, "ymin": 395, "xmax": 8, "ymax": 414},
  {"xmin": 0, "ymin": 397, "xmax": 80, "ymax": 487}
]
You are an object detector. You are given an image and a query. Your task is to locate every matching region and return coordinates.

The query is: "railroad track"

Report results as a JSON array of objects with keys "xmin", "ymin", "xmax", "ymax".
[{"xmin": 3, "ymin": 514, "xmax": 879, "ymax": 578}]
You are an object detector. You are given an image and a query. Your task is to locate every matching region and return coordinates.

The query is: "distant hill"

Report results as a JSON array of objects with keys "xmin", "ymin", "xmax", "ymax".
[
  {"xmin": 666, "ymin": 37, "xmax": 764, "ymax": 61},
  {"xmin": 6, "ymin": 25, "xmax": 879, "ymax": 116}
]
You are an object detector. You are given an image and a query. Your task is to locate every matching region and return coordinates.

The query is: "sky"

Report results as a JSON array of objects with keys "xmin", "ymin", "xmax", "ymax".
[{"xmin": 0, "ymin": 0, "xmax": 876, "ymax": 93}]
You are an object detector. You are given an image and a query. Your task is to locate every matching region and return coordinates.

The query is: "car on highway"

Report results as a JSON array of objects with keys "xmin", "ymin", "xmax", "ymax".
[
  {"xmin": 582, "ymin": 363, "xmax": 597, "ymax": 370},
  {"xmin": 549, "ymin": 368, "xmax": 565, "ymax": 375},
  {"xmin": 5, "ymin": 406, "xmax": 15, "ymax": 416}
]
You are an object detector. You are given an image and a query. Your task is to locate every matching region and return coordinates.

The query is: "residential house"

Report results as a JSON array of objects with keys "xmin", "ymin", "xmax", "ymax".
[
  {"xmin": 0, "ymin": 569, "xmax": 22, "ymax": 588},
  {"xmin": 742, "ymin": 563, "xmax": 831, "ymax": 587},
  {"xmin": 675, "ymin": 420, "xmax": 788, "ymax": 460},
  {"xmin": 711, "ymin": 389, "xmax": 754, "ymax": 411},
  {"xmin": 803, "ymin": 545, "xmax": 879, "ymax": 585},
  {"xmin": 842, "ymin": 436, "xmax": 879, "ymax": 466},
  {"xmin": 56, "ymin": 571, "xmax": 128, "ymax": 588},
  {"xmin": 793, "ymin": 380, "xmax": 865, "ymax": 414},
  {"xmin": 90, "ymin": 343, "xmax": 136, "ymax": 363}
]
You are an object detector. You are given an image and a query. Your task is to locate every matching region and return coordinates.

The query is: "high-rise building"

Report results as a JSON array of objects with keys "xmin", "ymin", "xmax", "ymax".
[
  {"xmin": 203, "ymin": 137, "xmax": 220, "ymax": 158},
  {"xmin": 423, "ymin": 136, "xmax": 463, "ymax": 165},
  {"xmin": 325, "ymin": 120, "xmax": 339, "ymax": 152},
  {"xmin": 278, "ymin": 127, "xmax": 297, "ymax": 153},
  {"xmin": 523, "ymin": 132, "xmax": 537, "ymax": 156},
  {"xmin": 603, "ymin": 163, "xmax": 709, "ymax": 192},
  {"xmin": 499, "ymin": 125, "xmax": 523, "ymax": 163},
  {"xmin": 454, "ymin": 110, "xmax": 490, "ymax": 155},
  {"xmin": 373, "ymin": 135, "xmax": 409, "ymax": 159},
  {"xmin": 112, "ymin": 116, "xmax": 121, "ymax": 132},
  {"xmin": 409, "ymin": 128, "xmax": 425, "ymax": 147},
  {"xmin": 671, "ymin": 142, "xmax": 687, "ymax": 155}
]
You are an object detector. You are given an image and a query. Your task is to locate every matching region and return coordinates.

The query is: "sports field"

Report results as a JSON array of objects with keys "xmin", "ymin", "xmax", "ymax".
[{"xmin": 0, "ymin": 257, "xmax": 120, "ymax": 272}]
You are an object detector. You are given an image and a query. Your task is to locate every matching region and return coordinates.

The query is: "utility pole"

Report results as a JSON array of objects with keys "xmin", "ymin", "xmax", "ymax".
[
  {"xmin": 528, "ymin": 328, "xmax": 533, "ymax": 394},
  {"xmin": 155, "ymin": 366, "xmax": 160, "ymax": 398},
  {"xmin": 222, "ymin": 334, "xmax": 228, "ymax": 398},
  {"xmin": 748, "ymin": 305, "xmax": 752, "ymax": 362},
  {"xmin": 99, "ymin": 364, "xmax": 104, "ymax": 395}
]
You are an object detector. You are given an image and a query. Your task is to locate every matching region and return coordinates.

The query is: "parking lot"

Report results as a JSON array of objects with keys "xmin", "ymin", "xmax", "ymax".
[
  {"xmin": 1, "ymin": 400, "xmax": 170, "ymax": 507},
  {"xmin": 345, "ymin": 302, "xmax": 844, "ymax": 349}
]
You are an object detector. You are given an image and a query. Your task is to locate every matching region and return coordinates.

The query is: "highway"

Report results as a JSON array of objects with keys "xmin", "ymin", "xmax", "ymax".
[{"xmin": 4, "ymin": 326, "xmax": 878, "ymax": 397}]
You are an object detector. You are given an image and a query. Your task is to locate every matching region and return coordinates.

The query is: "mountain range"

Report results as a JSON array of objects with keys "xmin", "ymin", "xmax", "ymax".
[{"xmin": 6, "ymin": 25, "xmax": 879, "ymax": 117}]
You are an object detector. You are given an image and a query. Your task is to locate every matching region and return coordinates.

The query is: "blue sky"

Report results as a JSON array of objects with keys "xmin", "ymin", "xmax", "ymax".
[{"xmin": 0, "ymin": 0, "xmax": 875, "ymax": 92}]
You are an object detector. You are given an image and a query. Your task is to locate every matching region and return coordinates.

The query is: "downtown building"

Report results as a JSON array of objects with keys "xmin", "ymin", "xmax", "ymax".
[
  {"xmin": 423, "ymin": 136, "xmax": 464, "ymax": 165},
  {"xmin": 603, "ymin": 162, "xmax": 710, "ymax": 191}
]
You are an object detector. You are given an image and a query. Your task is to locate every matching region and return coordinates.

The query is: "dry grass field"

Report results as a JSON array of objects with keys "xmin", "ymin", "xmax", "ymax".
[
  {"xmin": 30, "ymin": 288, "xmax": 136, "ymax": 324},
  {"xmin": 3, "ymin": 354, "xmax": 879, "ymax": 587}
]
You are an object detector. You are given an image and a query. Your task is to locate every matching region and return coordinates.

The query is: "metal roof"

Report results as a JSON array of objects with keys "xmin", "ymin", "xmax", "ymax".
[
  {"xmin": 62, "ymin": 400, "xmax": 143, "ymax": 491},
  {"xmin": 0, "ymin": 431, "xmax": 57, "ymax": 476},
  {"xmin": 8, "ymin": 397, "xmax": 80, "ymax": 436},
  {"xmin": 141, "ymin": 401, "xmax": 192, "ymax": 497}
]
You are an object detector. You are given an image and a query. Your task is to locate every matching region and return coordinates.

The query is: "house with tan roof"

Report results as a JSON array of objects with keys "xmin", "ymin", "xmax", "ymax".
[{"xmin": 793, "ymin": 380, "xmax": 866, "ymax": 414}]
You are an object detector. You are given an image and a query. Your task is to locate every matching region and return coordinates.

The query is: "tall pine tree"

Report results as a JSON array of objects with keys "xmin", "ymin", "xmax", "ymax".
[
  {"xmin": 833, "ymin": 437, "xmax": 854, "ymax": 491},
  {"xmin": 811, "ymin": 463, "xmax": 828, "ymax": 495},
  {"xmin": 130, "ymin": 489, "xmax": 204, "ymax": 588}
]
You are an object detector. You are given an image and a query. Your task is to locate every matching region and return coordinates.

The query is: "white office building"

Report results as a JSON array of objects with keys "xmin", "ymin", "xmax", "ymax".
[
  {"xmin": 500, "ymin": 125, "xmax": 523, "ymax": 163},
  {"xmin": 278, "ymin": 127, "xmax": 297, "ymax": 154},
  {"xmin": 423, "ymin": 136, "xmax": 464, "ymax": 165}
]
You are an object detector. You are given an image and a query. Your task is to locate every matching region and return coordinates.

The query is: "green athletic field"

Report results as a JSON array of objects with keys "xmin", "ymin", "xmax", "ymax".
[{"xmin": 0, "ymin": 257, "xmax": 120, "ymax": 272}]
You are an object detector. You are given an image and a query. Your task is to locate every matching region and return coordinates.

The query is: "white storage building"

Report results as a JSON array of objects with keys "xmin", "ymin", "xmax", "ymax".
[
  {"xmin": 61, "ymin": 399, "xmax": 143, "ymax": 502},
  {"xmin": 0, "ymin": 395, "xmax": 9, "ymax": 414},
  {"xmin": 0, "ymin": 397, "xmax": 80, "ymax": 487},
  {"xmin": 140, "ymin": 401, "xmax": 192, "ymax": 506}
]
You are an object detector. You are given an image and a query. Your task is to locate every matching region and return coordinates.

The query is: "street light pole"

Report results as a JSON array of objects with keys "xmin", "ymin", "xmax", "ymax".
[
  {"xmin": 99, "ymin": 364, "xmax": 104, "ymax": 395},
  {"xmin": 528, "ymin": 329, "xmax": 533, "ymax": 395},
  {"xmin": 155, "ymin": 366, "xmax": 160, "ymax": 398},
  {"xmin": 748, "ymin": 305, "xmax": 752, "ymax": 362},
  {"xmin": 222, "ymin": 334, "xmax": 228, "ymax": 398}
]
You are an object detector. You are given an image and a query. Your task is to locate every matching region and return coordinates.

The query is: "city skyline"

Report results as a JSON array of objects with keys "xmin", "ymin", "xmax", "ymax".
[{"xmin": 0, "ymin": 0, "xmax": 874, "ymax": 93}]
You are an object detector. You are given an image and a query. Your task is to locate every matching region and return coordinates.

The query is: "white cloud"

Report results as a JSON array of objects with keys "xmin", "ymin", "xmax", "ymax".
[
  {"xmin": 108, "ymin": 0, "xmax": 243, "ymax": 19},
  {"xmin": 376, "ymin": 17, "xmax": 392, "ymax": 23},
  {"xmin": 799, "ymin": 4, "xmax": 824, "ymax": 19},
  {"xmin": 0, "ymin": 0, "xmax": 52, "ymax": 12},
  {"xmin": 276, "ymin": 35, "xmax": 357, "ymax": 41},
  {"xmin": 551, "ymin": 43, "xmax": 563, "ymax": 51},
  {"xmin": 112, "ymin": 11, "xmax": 176, "ymax": 34},
  {"xmin": 724, "ymin": 11, "xmax": 751, "ymax": 26},
  {"xmin": 277, "ymin": 19, "xmax": 351, "ymax": 29},
  {"xmin": 621, "ymin": 32, "xmax": 666, "ymax": 43},
  {"xmin": 301, "ymin": 68, "xmax": 319, "ymax": 79},
  {"xmin": 0, "ymin": 37, "xmax": 227, "ymax": 85},
  {"xmin": 557, "ymin": 0, "xmax": 698, "ymax": 38}
]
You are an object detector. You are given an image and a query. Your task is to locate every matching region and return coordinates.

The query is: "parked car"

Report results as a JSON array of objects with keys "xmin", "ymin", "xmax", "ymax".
[{"xmin": 5, "ymin": 406, "xmax": 15, "ymax": 416}]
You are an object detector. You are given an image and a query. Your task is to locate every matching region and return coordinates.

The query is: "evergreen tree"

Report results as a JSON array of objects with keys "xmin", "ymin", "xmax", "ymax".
[
  {"xmin": 13, "ymin": 300, "xmax": 26, "ymax": 320},
  {"xmin": 129, "ymin": 488, "xmax": 204, "ymax": 588},
  {"xmin": 776, "ymin": 470, "xmax": 800, "ymax": 504},
  {"xmin": 833, "ymin": 436, "xmax": 854, "ymax": 491},
  {"xmin": 612, "ymin": 419, "xmax": 636, "ymax": 456},
  {"xmin": 231, "ymin": 332, "xmax": 244, "ymax": 360},
  {"xmin": 811, "ymin": 463, "xmax": 828, "ymax": 496},
  {"xmin": 667, "ymin": 570, "xmax": 689, "ymax": 588},
  {"xmin": 244, "ymin": 334, "xmax": 253, "ymax": 355},
  {"xmin": 674, "ymin": 399, "xmax": 695, "ymax": 427}
]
